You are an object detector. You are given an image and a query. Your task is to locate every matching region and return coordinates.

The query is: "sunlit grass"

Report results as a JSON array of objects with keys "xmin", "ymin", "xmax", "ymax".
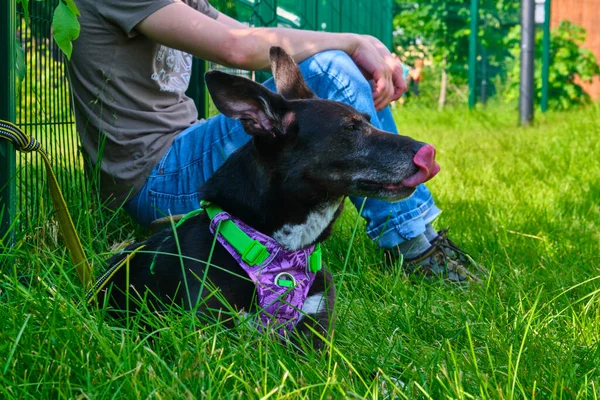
[{"xmin": 1, "ymin": 105, "xmax": 599, "ymax": 398}]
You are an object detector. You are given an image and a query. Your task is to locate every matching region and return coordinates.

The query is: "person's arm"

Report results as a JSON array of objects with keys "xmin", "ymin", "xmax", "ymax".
[
  {"xmin": 216, "ymin": 11, "xmax": 247, "ymax": 29},
  {"xmin": 136, "ymin": 2, "xmax": 403, "ymax": 109},
  {"xmin": 136, "ymin": 3, "xmax": 356, "ymax": 69}
]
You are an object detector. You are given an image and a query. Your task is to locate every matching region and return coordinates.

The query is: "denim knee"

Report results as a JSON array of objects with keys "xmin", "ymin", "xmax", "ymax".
[
  {"xmin": 300, "ymin": 51, "xmax": 381, "ymax": 126},
  {"xmin": 308, "ymin": 50, "xmax": 370, "ymax": 92}
]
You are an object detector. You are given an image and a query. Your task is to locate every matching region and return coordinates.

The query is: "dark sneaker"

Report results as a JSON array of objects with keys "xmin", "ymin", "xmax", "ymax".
[{"xmin": 402, "ymin": 228, "xmax": 488, "ymax": 284}]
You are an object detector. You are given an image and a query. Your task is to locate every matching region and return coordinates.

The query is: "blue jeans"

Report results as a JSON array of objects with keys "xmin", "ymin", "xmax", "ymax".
[{"xmin": 125, "ymin": 50, "xmax": 440, "ymax": 248}]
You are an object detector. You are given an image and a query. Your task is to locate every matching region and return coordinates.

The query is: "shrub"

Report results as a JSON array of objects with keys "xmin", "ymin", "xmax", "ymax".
[{"xmin": 504, "ymin": 20, "xmax": 600, "ymax": 110}]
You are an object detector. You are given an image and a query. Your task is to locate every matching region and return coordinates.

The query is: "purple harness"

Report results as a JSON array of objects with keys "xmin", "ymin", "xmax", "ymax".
[{"xmin": 207, "ymin": 209, "xmax": 321, "ymax": 334}]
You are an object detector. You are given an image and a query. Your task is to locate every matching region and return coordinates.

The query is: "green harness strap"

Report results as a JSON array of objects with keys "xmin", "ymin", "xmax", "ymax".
[
  {"xmin": 201, "ymin": 201, "xmax": 321, "ymax": 273},
  {"xmin": 93, "ymin": 200, "xmax": 323, "ymax": 297},
  {"xmin": 202, "ymin": 201, "xmax": 269, "ymax": 266}
]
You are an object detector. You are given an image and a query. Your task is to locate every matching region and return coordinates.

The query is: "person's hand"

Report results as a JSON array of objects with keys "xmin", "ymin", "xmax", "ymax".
[
  {"xmin": 349, "ymin": 35, "xmax": 407, "ymax": 110},
  {"xmin": 366, "ymin": 35, "xmax": 408, "ymax": 101}
]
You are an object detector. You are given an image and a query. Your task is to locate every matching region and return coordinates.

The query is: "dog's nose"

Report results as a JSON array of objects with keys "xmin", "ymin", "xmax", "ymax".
[
  {"xmin": 401, "ymin": 144, "xmax": 441, "ymax": 187},
  {"xmin": 414, "ymin": 144, "xmax": 436, "ymax": 171},
  {"xmin": 411, "ymin": 141, "xmax": 428, "ymax": 154}
]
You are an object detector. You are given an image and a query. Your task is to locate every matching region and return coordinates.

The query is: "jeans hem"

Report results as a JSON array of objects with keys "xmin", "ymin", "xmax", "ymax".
[{"xmin": 365, "ymin": 196, "xmax": 437, "ymax": 243}]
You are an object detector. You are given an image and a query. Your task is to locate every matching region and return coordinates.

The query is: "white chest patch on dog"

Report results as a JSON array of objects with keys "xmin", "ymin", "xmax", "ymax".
[
  {"xmin": 299, "ymin": 292, "xmax": 326, "ymax": 321},
  {"xmin": 273, "ymin": 199, "xmax": 343, "ymax": 251}
]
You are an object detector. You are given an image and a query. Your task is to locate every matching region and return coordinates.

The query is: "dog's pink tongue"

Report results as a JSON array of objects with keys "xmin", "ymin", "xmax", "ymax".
[{"xmin": 401, "ymin": 145, "xmax": 440, "ymax": 187}]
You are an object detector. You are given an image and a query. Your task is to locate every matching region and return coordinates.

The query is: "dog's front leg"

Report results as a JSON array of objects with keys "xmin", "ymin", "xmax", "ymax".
[{"xmin": 294, "ymin": 267, "xmax": 336, "ymax": 351}]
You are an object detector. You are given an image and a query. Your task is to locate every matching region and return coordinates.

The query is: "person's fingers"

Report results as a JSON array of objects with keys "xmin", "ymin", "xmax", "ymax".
[
  {"xmin": 380, "ymin": 54, "xmax": 407, "ymax": 101},
  {"xmin": 369, "ymin": 63, "xmax": 384, "ymax": 105},
  {"xmin": 350, "ymin": 37, "xmax": 397, "ymax": 110},
  {"xmin": 390, "ymin": 64, "xmax": 407, "ymax": 101},
  {"xmin": 371, "ymin": 74, "xmax": 384, "ymax": 110},
  {"xmin": 367, "ymin": 40, "xmax": 408, "ymax": 105},
  {"xmin": 372, "ymin": 71, "xmax": 394, "ymax": 111},
  {"xmin": 378, "ymin": 83, "xmax": 393, "ymax": 110},
  {"xmin": 384, "ymin": 73, "xmax": 395, "ymax": 107}
]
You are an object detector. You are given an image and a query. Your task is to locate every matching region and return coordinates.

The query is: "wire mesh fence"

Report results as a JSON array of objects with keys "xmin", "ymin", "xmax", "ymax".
[
  {"xmin": 392, "ymin": 1, "xmax": 522, "ymax": 109},
  {"xmin": 0, "ymin": 0, "xmax": 394, "ymax": 238},
  {"xmin": 11, "ymin": 0, "xmax": 85, "ymax": 234}
]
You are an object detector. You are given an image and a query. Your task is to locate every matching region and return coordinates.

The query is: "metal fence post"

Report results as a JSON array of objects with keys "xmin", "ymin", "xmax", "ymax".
[
  {"xmin": 541, "ymin": 0, "xmax": 551, "ymax": 113},
  {"xmin": 468, "ymin": 0, "xmax": 479, "ymax": 109},
  {"xmin": 187, "ymin": 58, "xmax": 209, "ymax": 119},
  {"xmin": 520, "ymin": 0, "xmax": 536, "ymax": 125},
  {"xmin": 0, "ymin": 0, "xmax": 16, "ymax": 243}
]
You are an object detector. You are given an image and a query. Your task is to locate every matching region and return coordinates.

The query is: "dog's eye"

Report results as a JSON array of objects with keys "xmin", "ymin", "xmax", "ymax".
[{"xmin": 344, "ymin": 123, "xmax": 360, "ymax": 132}]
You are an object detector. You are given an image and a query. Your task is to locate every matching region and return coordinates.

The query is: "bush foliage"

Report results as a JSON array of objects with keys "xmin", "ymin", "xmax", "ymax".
[
  {"xmin": 505, "ymin": 20, "xmax": 600, "ymax": 110},
  {"xmin": 393, "ymin": 1, "xmax": 600, "ymax": 109}
]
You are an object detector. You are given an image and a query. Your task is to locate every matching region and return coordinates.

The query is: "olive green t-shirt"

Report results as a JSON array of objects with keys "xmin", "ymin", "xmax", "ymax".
[{"xmin": 69, "ymin": 0, "xmax": 219, "ymax": 206}]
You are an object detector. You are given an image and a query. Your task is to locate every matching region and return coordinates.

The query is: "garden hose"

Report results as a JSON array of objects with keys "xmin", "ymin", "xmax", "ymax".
[{"xmin": 0, "ymin": 119, "xmax": 92, "ymax": 290}]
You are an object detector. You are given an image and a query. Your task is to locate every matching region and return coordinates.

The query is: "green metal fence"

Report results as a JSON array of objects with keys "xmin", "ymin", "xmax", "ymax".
[
  {"xmin": 1, "ymin": 0, "xmax": 17, "ymax": 243},
  {"xmin": 204, "ymin": 0, "xmax": 394, "ymax": 108},
  {"xmin": 1, "ymin": 0, "xmax": 85, "ymax": 245},
  {"xmin": 213, "ymin": 0, "xmax": 393, "ymax": 42},
  {"xmin": 0, "ymin": 0, "xmax": 393, "ymax": 241}
]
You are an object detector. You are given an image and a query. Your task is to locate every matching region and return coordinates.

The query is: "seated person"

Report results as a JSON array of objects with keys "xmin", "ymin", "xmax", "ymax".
[{"xmin": 68, "ymin": 0, "xmax": 482, "ymax": 282}]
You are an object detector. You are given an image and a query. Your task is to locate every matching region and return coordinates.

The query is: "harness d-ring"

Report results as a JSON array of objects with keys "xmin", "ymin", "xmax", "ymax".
[{"xmin": 275, "ymin": 272, "xmax": 297, "ymax": 288}]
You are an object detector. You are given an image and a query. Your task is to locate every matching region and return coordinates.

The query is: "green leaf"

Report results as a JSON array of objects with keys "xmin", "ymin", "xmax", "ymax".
[
  {"xmin": 51, "ymin": 0, "xmax": 80, "ymax": 60},
  {"xmin": 15, "ymin": 40, "xmax": 26, "ymax": 93},
  {"xmin": 16, "ymin": 0, "xmax": 30, "ymax": 25},
  {"xmin": 64, "ymin": 0, "xmax": 81, "ymax": 17}
]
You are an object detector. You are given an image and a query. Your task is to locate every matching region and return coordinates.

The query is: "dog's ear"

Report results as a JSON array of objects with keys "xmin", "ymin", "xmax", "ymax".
[
  {"xmin": 206, "ymin": 70, "xmax": 294, "ymax": 139},
  {"xmin": 269, "ymin": 47, "xmax": 316, "ymax": 100}
]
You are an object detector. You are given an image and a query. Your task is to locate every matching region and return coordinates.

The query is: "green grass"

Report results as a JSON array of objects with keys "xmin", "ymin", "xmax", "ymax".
[{"xmin": 1, "ymin": 105, "xmax": 600, "ymax": 398}]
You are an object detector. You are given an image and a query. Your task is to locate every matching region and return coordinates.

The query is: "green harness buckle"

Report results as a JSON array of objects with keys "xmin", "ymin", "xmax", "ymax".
[
  {"xmin": 309, "ymin": 244, "xmax": 322, "ymax": 273},
  {"xmin": 242, "ymin": 240, "xmax": 270, "ymax": 266}
]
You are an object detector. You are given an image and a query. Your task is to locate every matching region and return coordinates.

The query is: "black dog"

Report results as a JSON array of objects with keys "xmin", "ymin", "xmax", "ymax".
[{"xmin": 93, "ymin": 47, "xmax": 439, "ymax": 348}]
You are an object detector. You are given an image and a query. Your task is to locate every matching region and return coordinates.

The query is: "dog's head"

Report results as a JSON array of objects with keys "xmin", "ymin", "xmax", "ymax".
[{"xmin": 205, "ymin": 47, "xmax": 439, "ymax": 201}]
